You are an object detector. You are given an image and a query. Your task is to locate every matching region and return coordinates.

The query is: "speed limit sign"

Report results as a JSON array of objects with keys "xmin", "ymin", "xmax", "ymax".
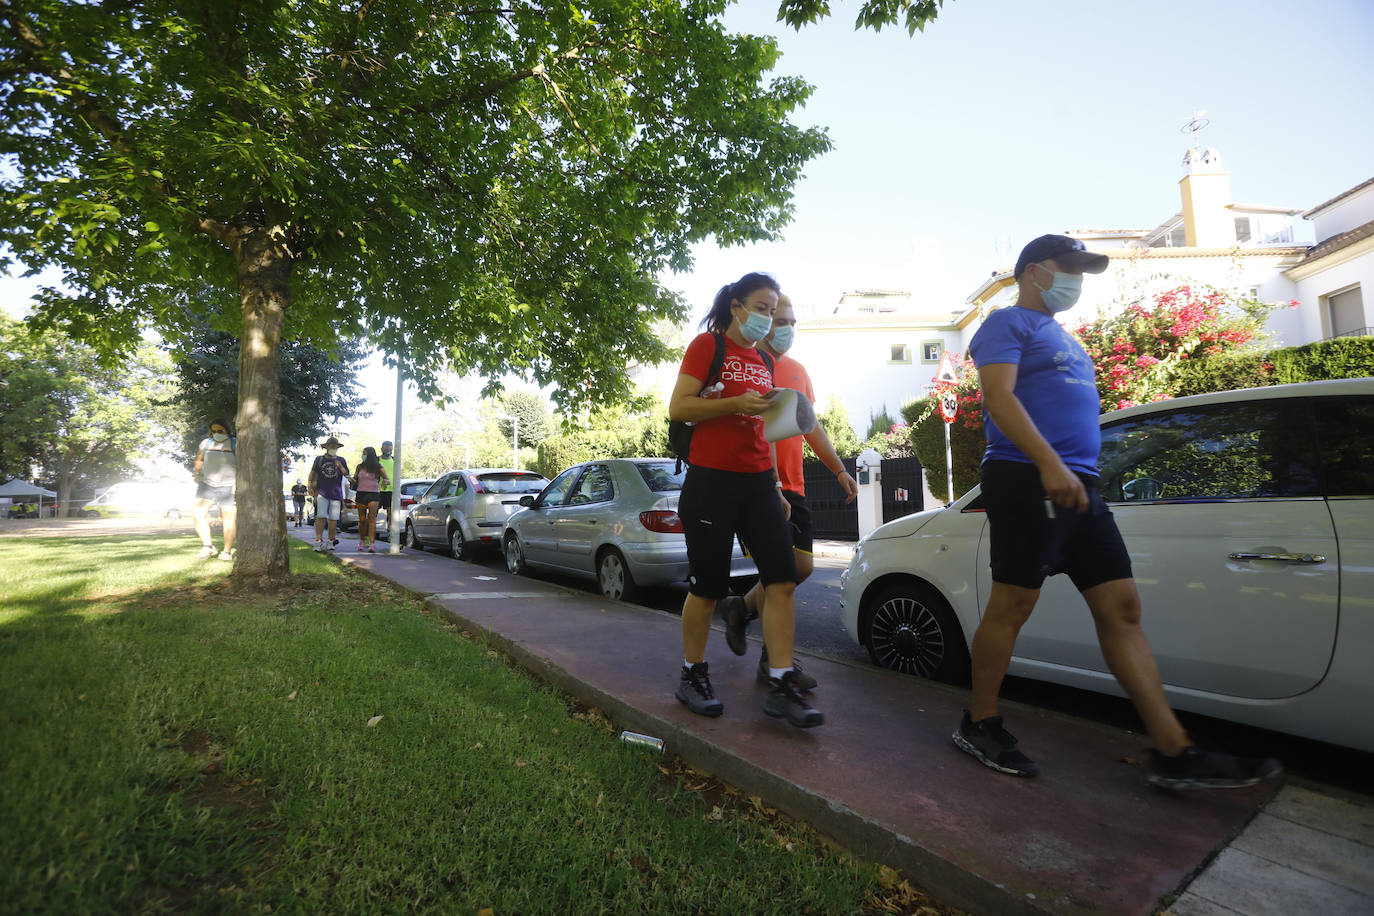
[{"xmin": 938, "ymin": 391, "xmax": 959, "ymax": 424}]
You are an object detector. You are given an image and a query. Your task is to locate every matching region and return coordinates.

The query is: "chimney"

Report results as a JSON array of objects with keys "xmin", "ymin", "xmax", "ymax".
[{"xmin": 1179, "ymin": 147, "xmax": 1236, "ymax": 248}]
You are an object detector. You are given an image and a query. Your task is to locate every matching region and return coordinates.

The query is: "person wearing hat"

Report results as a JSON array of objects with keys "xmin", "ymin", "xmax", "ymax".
[
  {"xmin": 716, "ymin": 293, "xmax": 858, "ymax": 689},
  {"xmin": 290, "ymin": 478, "xmax": 309, "ymax": 527},
  {"xmin": 953, "ymin": 234, "xmax": 1282, "ymax": 790},
  {"xmin": 308, "ymin": 436, "xmax": 350, "ymax": 552}
]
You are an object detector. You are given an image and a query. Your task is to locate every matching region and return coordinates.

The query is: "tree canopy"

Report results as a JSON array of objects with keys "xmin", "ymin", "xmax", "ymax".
[
  {"xmin": 0, "ymin": 313, "xmax": 172, "ymax": 512},
  {"xmin": 0, "ymin": 0, "xmax": 949, "ymax": 581}
]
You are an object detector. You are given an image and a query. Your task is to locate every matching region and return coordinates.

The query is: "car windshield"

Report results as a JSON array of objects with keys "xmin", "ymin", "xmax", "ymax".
[
  {"xmin": 477, "ymin": 472, "xmax": 548, "ymax": 494},
  {"xmin": 635, "ymin": 462, "xmax": 686, "ymax": 492}
]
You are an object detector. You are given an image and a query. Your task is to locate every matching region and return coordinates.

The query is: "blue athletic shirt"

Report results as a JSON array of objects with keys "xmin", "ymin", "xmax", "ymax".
[{"xmin": 968, "ymin": 306, "xmax": 1102, "ymax": 475}]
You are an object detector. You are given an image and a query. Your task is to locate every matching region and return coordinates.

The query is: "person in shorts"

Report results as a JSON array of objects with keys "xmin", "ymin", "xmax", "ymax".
[
  {"xmin": 192, "ymin": 417, "xmax": 237, "ymax": 561},
  {"xmin": 309, "ymin": 436, "xmax": 350, "ymax": 552},
  {"xmin": 290, "ymin": 479, "xmax": 308, "ymax": 527},
  {"xmin": 954, "ymin": 233, "xmax": 1282, "ymax": 790},
  {"xmin": 716, "ymin": 293, "xmax": 858, "ymax": 689},
  {"xmin": 350, "ymin": 446, "xmax": 390, "ymax": 553},
  {"xmin": 668, "ymin": 272, "xmax": 822, "ymax": 729}
]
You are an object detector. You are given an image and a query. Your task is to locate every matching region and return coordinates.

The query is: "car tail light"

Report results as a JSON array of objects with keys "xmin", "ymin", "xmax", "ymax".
[
  {"xmin": 401, "ymin": 497, "xmax": 415, "ymax": 507},
  {"xmin": 639, "ymin": 510, "xmax": 683, "ymax": 533},
  {"xmin": 470, "ymin": 478, "xmax": 485, "ymax": 493}
]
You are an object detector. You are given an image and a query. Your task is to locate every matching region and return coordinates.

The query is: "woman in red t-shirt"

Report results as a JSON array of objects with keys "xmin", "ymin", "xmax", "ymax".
[{"xmin": 667, "ymin": 272, "xmax": 822, "ymax": 729}]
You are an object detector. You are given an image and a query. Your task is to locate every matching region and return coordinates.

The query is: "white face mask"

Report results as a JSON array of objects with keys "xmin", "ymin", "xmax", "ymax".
[
  {"xmin": 211, "ymin": 432, "xmax": 229, "ymax": 443},
  {"xmin": 1032, "ymin": 264, "xmax": 1083, "ymax": 313},
  {"xmin": 326, "ymin": 448, "xmax": 338, "ymax": 456}
]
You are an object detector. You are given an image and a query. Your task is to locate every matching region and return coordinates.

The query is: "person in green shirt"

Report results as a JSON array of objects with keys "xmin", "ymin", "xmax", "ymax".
[{"xmin": 378, "ymin": 440, "xmax": 396, "ymax": 532}]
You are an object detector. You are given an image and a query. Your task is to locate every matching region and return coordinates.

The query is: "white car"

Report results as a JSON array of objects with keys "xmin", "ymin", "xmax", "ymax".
[{"xmin": 840, "ymin": 378, "xmax": 1374, "ymax": 752}]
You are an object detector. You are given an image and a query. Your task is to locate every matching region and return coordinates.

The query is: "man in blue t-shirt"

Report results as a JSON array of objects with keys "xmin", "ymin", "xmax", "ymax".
[
  {"xmin": 308, "ymin": 436, "xmax": 350, "ymax": 552},
  {"xmin": 952, "ymin": 234, "xmax": 1281, "ymax": 792}
]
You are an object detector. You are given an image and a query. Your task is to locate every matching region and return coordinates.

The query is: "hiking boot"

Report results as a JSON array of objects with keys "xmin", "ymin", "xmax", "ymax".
[
  {"xmin": 1147, "ymin": 746, "xmax": 1284, "ymax": 790},
  {"xmin": 196, "ymin": 545, "xmax": 216, "ymax": 560},
  {"xmin": 717, "ymin": 595, "xmax": 750, "ymax": 656},
  {"xmin": 675, "ymin": 663, "xmax": 724, "ymax": 718},
  {"xmin": 763, "ymin": 671, "xmax": 824, "ymax": 728},
  {"xmin": 953, "ymin": 711, "xmax": 1038, "ymax": 777},
  {"xmin": 756, "ymin": 648, "xmax": 817, "ymax": 690}
]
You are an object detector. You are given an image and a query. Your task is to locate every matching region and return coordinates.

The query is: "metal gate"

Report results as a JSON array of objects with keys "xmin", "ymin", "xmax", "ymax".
[
  {"xmin": 879, "ymin": 456, "xmax": 924, "ymax": 523},
  {"xmin": 802, "ymin": 457, "xmax": 859, "ymax": 541}
]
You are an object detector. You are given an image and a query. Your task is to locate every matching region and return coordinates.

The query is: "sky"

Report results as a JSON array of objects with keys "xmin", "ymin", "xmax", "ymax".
[{"xmin": 4, "ymin": 0, "xmax": 1373, "ymax": 431}]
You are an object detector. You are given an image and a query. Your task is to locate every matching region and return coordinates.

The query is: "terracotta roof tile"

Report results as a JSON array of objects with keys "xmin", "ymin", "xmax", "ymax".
[
  {"xmin": 1293, "ymin": 218, "xmax": 1374, "ymax": 267},
  {"xmin": 1303, "ymin": 177, "xmax": 1374, "ymax": 218}
]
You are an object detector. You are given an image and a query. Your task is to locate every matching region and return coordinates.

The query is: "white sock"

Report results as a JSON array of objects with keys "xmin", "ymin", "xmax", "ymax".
[
  {"xmin": 684, "ymin": 658, "xmax": 703, "ymax": 670},
  {"xmin": 769, "ymin": 666, "xmax": 793, "ymax": 681}
]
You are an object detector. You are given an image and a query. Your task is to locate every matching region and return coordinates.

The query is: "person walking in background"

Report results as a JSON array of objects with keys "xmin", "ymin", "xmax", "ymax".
[
  {"xmin": 309, "ymin": 436, "xmax": 349, "ymax": 552},
  {"xmin": 351, "ymin": 446, "xmax": 389, "ymax": 553},
  {"xmin": 954, "ymin": 234, "xmax": 1282, "ymax": 790},
  {"xmin": 716, "ymin": 293, "xmax": 859, "ymax": 688},
  {"xmin": 192, "ymin": 418, "xmax": 237, "ymax": 561},
  {"xmin": 668, "ymin": 272, "xmax": 822, "ymax": 729},
  {"xmin": 377, "ymin": 440, "xmax": 396, "ymax": 537},
  {"xmin": 290, "ymin": 479, "xmax": 308, "ymax": 527}
]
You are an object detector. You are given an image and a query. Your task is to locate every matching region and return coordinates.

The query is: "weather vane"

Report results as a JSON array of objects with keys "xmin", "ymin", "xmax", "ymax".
[{"xmin": 1180, "ymin": 110, "xmax": 1210, "ymax": 137}]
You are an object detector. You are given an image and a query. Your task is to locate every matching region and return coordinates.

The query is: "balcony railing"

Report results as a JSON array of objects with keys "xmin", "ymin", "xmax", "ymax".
[{"xmin": 1329, "ymin": 327, "xmax": 1374, "ymax": 340}]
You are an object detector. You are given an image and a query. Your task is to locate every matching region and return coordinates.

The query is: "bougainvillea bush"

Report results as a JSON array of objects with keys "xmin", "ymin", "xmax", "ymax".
[
  {"xmin": 902, "ymin": 286, "xmax": 1287, "ymax": 499},
  {"xmin": 1071, "ymin": 285, "xmax": 1281, "ymax": 411}
]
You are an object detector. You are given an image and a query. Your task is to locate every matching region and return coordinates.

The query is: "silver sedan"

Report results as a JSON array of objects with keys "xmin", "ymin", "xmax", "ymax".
[{"xmin": 502, "ymin": 458, "xmax": 758, "ymax": 601}]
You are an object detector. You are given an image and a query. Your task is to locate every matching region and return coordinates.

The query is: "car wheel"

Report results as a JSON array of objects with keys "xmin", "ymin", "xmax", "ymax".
[
  {"xmin": 448, "ymin": 524, "xmax": 468, "ymax": 560},
  {"xmin": 166, "ymin": 508, "xmax": 181, "ymax": 520},
  {"xmin": 402, "ymin": 520, "xmax": 417, "ymax": 549},
  {"xmin": 82, "ymin": 509, "xmax": 100, "ymax": 518},
  {"xmin": 597, "ymin": 548, "xmax": 639, "ymax": 603},
  {"xmin": 505, "ymin": 534, "xmax": 528, "ymax": 575},
  {"xmin": 862, "ymin": 582, "xmax": 970, "ymax": 683}
]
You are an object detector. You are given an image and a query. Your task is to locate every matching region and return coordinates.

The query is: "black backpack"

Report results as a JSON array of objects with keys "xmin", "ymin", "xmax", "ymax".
[{"xmin": 668, "ymin": 332, "xmax": 774, "ymax": 471}]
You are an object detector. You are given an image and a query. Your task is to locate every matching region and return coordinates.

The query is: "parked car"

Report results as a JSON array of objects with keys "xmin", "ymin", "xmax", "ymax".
[
  {"xmin": 406, "ymin": 468, "xmax": 550, "ymax": 559},
  {"xmin": 81, "ymin": 480, "xmax": 197, "ymax": 519},
  {"xmin": 839, "ymin": 378, "xmax": 1374, "ymax": 752},
  {"xmin": 502, "ymin": 458, "xmax": 758, "ymax": 601},
  {"xmin": 376, "ymin": 478, "xmax": 436, "ymax": 543}
]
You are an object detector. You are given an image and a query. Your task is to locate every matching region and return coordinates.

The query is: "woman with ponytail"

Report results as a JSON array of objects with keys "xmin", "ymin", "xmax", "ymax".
[{"xmin": 666, "ymin": 272, "xmax": 823, "ymax": 729}]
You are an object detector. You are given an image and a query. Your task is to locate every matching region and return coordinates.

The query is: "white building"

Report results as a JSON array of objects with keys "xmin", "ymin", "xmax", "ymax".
[{"xmin": 796, "ymin": 149, "xmax": 1372, "ymax": 429}]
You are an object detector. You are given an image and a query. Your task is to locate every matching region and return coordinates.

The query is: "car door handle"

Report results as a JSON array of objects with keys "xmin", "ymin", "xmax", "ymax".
[{"xmin": 1228, "ymin": 552, "xmax": 1326, "ymax": 563}]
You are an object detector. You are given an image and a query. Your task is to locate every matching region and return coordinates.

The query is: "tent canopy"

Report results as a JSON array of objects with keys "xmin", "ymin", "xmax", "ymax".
[{"xmin": 0, "ymin": 479, "xmax": 58, "ymax": 499}]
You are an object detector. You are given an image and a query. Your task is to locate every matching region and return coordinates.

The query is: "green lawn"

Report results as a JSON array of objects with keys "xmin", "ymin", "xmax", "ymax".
[{"xmin": 0, "ymin": 535, "xmax": 906, "ymax": 914}]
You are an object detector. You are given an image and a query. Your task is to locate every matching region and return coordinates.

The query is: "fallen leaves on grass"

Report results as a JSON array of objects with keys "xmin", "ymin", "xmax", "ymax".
[
  {"xmin": 366, "ymin": 715, "xmax": 383, "ymax": 727},
  {"xmin": 867, "ymin": 864, "xmax": 951, "ymax": 915}
]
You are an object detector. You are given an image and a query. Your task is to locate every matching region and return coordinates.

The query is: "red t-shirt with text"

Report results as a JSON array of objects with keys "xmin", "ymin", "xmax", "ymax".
[
  {"xmin": 679, "ymin": 332, "xmax": 774, "ymax": 473},
  {"xmin": 771, "ymin": 353, "xmax": 816, "ymax": 495}
]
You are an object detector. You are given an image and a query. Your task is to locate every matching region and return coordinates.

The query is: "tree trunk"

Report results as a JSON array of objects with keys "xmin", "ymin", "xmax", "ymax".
[{"xmin": 232, "ymin": 227, "xmax": 293, "ymax": 585}]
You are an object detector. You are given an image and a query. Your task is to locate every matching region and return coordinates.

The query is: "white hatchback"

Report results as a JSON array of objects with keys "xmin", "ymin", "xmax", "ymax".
[{"xmin": 839, "ymin": 378, "xmax": 1374, "ymax": 752}]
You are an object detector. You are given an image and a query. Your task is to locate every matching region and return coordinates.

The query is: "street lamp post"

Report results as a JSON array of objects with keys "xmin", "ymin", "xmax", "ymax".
[{"xmin": 495, "ymin": 414, "xmax": 520, "ymax": 469}]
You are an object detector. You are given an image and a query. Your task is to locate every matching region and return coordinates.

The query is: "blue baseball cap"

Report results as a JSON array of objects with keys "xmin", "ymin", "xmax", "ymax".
[{"xmin": 1014, "ymin": 234, "xmax": 1110, "ymax": 279}]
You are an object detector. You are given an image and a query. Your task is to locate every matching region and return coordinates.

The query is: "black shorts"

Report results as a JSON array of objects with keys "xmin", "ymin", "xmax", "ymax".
[
  {"xmin": 981, "ymin": 459, "xmax": 1132, "ymax": 591},
  {"xmin": 354, "ymin": 491, "xmax": 381, "ymax": 507},
  {"xmin": 782, "ymin": 489, "xmax": 813, "ymax": 554},
  {"xmin": 678, "ymin": 466, "xmax": 797, "ymax": 599},
  {"xmin": 378, "ymin": 491, "xmax": 392, "ymax": 507}
]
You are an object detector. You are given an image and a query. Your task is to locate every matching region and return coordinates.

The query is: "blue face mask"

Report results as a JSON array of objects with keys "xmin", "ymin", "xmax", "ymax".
[
  {"xmin": 1033, "ymin": 267, "xmax": 1083, "ymax": 313},
  {"xmin": 769, "ymin": 325, "xmax": 795, "ymax": 353},
  {"xmin": 738, "ymin": 307, "xmax": 773, "ymax": 342}
]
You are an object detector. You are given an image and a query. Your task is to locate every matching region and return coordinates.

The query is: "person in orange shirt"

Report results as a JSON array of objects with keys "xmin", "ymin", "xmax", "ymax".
[{"xmin": 717, "ymin": 294, "xmax": 858, "ymax": 689}]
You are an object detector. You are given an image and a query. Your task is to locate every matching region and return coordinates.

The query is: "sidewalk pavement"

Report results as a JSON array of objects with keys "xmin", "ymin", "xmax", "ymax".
[{"xmin": 304, "ymin": 533, "xmax": 1374, "ymax": 916}]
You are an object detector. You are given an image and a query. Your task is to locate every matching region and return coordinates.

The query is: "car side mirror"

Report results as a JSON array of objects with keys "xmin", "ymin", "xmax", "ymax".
[{"xmin": 519, "ymin": 495, "xmax": 535, "ymax": 508}]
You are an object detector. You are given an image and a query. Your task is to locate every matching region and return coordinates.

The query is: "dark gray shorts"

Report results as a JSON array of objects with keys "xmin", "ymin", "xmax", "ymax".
[{"xmin": 980, "ymin": 459, "xmax": 1132, "ymax": 591}]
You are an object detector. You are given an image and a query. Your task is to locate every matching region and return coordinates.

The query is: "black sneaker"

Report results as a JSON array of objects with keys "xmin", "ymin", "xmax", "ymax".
[
  {"xmin": 763, "ymin": 671, "xmax": 824, "ymax": 728},
  {"xmin": 1147, "ymin": 746, "xmax": 1284, "ymax": 790},
  {"xmin": 952, "ymin": 711, "xmax": 1038, "ymax": 777},
  {"xmin": 717, "ymin": 595, "xmax": 750, "ymax": 656},
  {"xmin": 675, "ymin": 663, "xmax": 724, "ymax": 718},
  {"xmin": 755, "ymin": 648, "xmax": 817, "ymax": 690}
]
